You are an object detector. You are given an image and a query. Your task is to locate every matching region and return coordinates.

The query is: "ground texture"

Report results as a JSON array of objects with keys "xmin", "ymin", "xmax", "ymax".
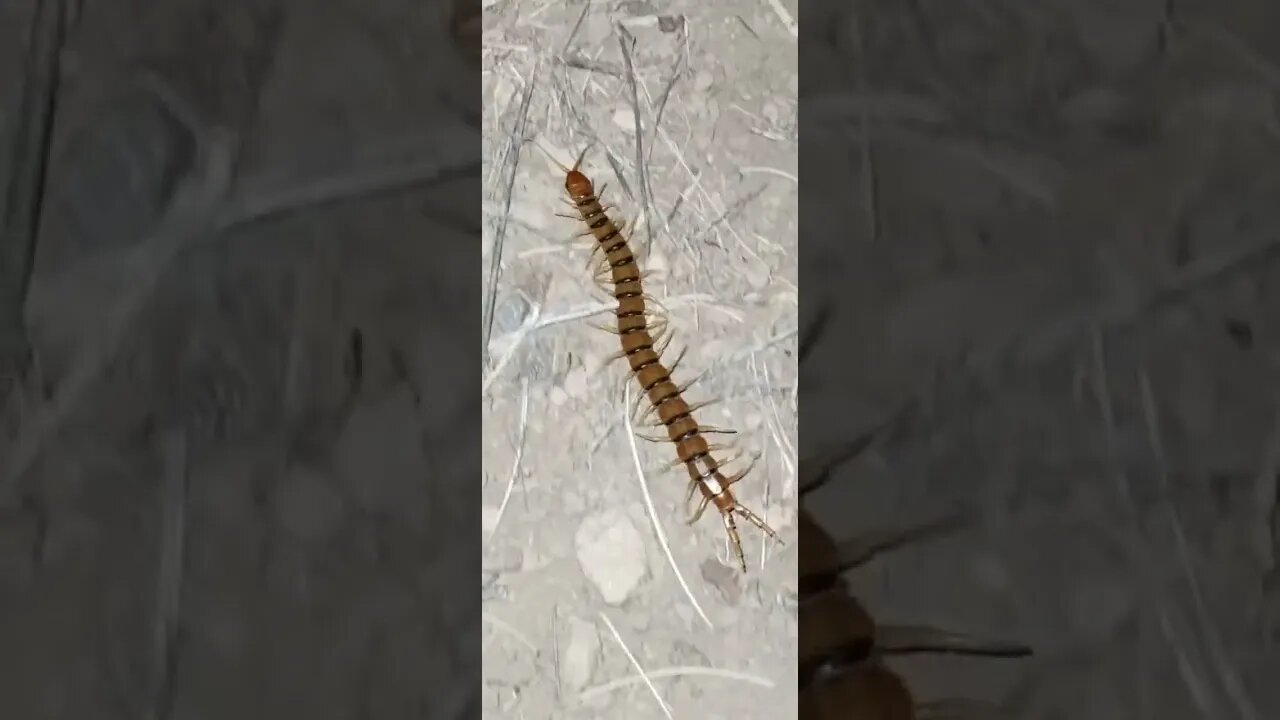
[
  {"xmin": 482, "ymin": 1, "xmax": 798, "ymax": 718},
  {"xmin": 2, "ymin": 1, "xmax": 479, "ymax": 717},
  {"xmin": 802, "ymin": 1, "xmax": 1280, "ymax": 718}
]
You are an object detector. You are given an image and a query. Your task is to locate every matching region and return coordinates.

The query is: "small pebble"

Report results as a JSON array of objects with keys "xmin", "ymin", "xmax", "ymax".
[
  {"xmin": 563, "ymin": 365, "xmax": 590, "ymax": 399},
  {"xmin": 575, "ymin": 510, "xmax": 647, "ymax": 604},
  {"xmin": 549, "ymin": 386, "xmax": 569, "ymax": 406},
  {"xmin": 612, "ymin": 108, "xmax": 636, "ymax": 133},
  {"xmin": 559, "ymin": 616, "xmax": 601, "ymax": 693},
  {"xmin": 694, "ymin": 69, "xmax": 715, "ymax": 92},
  {"xmin": 700, "ymin": 558, "xmax": 742, "ymax": 605}
]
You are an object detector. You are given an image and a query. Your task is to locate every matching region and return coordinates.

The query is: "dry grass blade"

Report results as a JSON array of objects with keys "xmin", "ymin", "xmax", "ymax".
[
  {"xmin": 614, "ymin": 24, "xmax": 655, "ymax": 254},
  {"xmin": 597, "ymin": 611, "xmax": 675, "ymax": 720},
  {"xmin": 1137, "ymin": 367, "xmax": 1261, "ymax": 720},
  {"xmin": 624, "ymin": 383, "xmax": 714, "ymax": 629},
  {"xmin": 1, "ymin": 133, "xmax": 235, "ymax": 498},
  {"xmin": 486, "ymin": 377, "xmax": 530, "ymax": 547},
  {"xmin": 577, "ymin": 665, "xmax": 775, "ymax": 702},
  {"xmin": 148, "ymin": 429, "xmax": 188, "ymax": 720},
  {"xmin": 482, "ymin": 66, "xmax": 540, "ymax": 368}
]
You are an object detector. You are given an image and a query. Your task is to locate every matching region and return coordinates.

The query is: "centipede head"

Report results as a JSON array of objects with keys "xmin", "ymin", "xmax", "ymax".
[
  {"xmin": 532, "ymin": 140, "xmax": 597, "ymax": 200},
  {"xmin": 564, "ymin": 145, "xmax": 594, "ymax": 199}
]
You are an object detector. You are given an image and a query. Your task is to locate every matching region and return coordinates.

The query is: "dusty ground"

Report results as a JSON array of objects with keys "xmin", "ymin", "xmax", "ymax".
[
  {"xmin": 2, "ymin": 1, "xmax": 479, "ymax": 718},
  {"xmin": 802, "ymin": 1, "xmax": 1280, "ymax": 718},
  {"xmin": 481, "ymin": 1, "xmax": 798, "ymax": 718}
]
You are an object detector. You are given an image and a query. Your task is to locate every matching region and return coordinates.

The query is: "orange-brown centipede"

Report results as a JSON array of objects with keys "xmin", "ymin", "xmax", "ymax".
[
  {"xmin": 553, "ymin": 147, "xmax": 780, "ymax": 572},
  {"xmin": 798, "ymin": 325, "xmax": 1031, "ymax": 717}
]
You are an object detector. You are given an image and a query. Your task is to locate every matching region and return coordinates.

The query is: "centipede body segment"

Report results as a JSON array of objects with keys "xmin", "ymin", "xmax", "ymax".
[{"xmin": 558, "ymin": 149, "xmax": 780, "ymax": 572}]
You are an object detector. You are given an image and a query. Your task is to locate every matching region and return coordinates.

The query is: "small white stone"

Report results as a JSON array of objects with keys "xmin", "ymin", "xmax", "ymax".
[
  {"xmin": 559, "ymin": 616, "xmax": 600, "ymax": 693},
  {"xmin": 575, "ymin": 510, "xmax": 647, "ymax": 604},
  {"xmin": 612, "ymin": 108, "xmax": 636, "ymax": 133},
  {"xmin": 563, "ymin": 365, "xmax": 590, "ymax": 399},
  {"xmin": 549, "ymin": 386, "xmax": 569, "ymax": 406}
]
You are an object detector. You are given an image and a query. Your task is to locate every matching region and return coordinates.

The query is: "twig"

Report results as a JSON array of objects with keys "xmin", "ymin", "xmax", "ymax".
[
  {"xmin": 560, "ymin": 0, "xmax": 592, "ymax": 54},
  {"xmin": 577, "ymin": 665, "xmax": 775, "ymax": 702},
  {"xmin": 483, "ymin": 65, "xmax": 539, "ymax": 368},
  {"xmin": 486, "ymin": 377, "xmax": 530, "ymax": 546},
  {"xmin": 597, "ymin": 611, "xmax": 675, "ymax": 720},
  {"xmin": 1137, "ymin": 367, "xmax": 1261, "ymax": 720},
  {"xmin": 647, "ymin": 19, "xmax": 687, "ymax": 167},
  {"xmin": 624, "ymin": 383, "xmax": 714, "ymax": 629},
  {"xmin": 848, "ymin": 1, "xmax": 880, "ymax": 244},
  {"xmin": 0, "ymin": 131, "xmax": 235, "ymax": 497},
  {"xmin": 483, "ymin": 299, "xmax": 542, "ymax": 396},
  {"xmin": 762, "ymin": 0, "xmax": 798, "ymax": 38},
  {"xmin": 148, "ymin": 429, "xmax": 188, "ymax": 720},
  {"xmin": 615, "ymin": 25, "xmax": 655, "ymax": 255},
  {"xmin": 1090, "ymin": 334, "xmax": 1221, "ymax": 719},
  {"xmin": 0, "ymin": 0, "xmax": 67, "ymax": 374}
]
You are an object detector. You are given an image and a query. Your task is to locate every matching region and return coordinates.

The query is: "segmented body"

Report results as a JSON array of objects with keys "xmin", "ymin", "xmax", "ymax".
[{"xmin": 563, "ymin": 164, "xmax": 779, "ymax": 571}]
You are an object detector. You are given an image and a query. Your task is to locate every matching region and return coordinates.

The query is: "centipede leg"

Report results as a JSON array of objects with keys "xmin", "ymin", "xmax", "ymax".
[
  {"xmin": 585, "ymin": 243, "xmax": 606, "ymax": 272},
  {"xmin": 642, "ymin": 397, "xmax": 717, "ymax": 427},
  {"xmin": 721, "ymin": 512, "xmax": 747, "ymax": 572},
  {"xmin": 734, "ymin": 503, "xmax": 780, "ymax": 542},
  {"xmin": 723, "ymin": 452, "xmax": 761, "ymax": 487},
  {"xmin": 688, "ymin": 491, "xmax": 712, "ymax": 523},
  {"xmin": 587, "ymin": 318, "xmax": 626, "ymax": 334},
  {"xmin": 697, "ymin": 425, "xmax": 738, "ymax": 435},
  {"xmin": 684, "ymin": 477, "xmax": 699, "ymax": 506}
]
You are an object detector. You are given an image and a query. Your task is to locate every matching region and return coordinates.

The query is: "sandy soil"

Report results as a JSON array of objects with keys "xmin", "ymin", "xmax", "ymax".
[{"xmin": 481, "ymin": 1, "xmax": 798, "ymax": 718}]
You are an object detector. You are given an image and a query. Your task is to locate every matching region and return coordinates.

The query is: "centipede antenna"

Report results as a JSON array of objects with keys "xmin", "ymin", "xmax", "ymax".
[
  {"xmin": 533, "ymin": 139, "xmax": 573, "ymax": 174},
  {"xmin": 569, "ymin": 142, "xmax": 594, "ymax": 173}
]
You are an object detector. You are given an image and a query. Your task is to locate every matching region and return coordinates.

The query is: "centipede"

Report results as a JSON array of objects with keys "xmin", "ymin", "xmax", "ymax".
[
  {"xmin": 551, "ymin": 146, "xmax": 781, "ymax": 572},
  {"xmin": 798, "ymin": 313, "xmax": 1032, "ymax": 718}
]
